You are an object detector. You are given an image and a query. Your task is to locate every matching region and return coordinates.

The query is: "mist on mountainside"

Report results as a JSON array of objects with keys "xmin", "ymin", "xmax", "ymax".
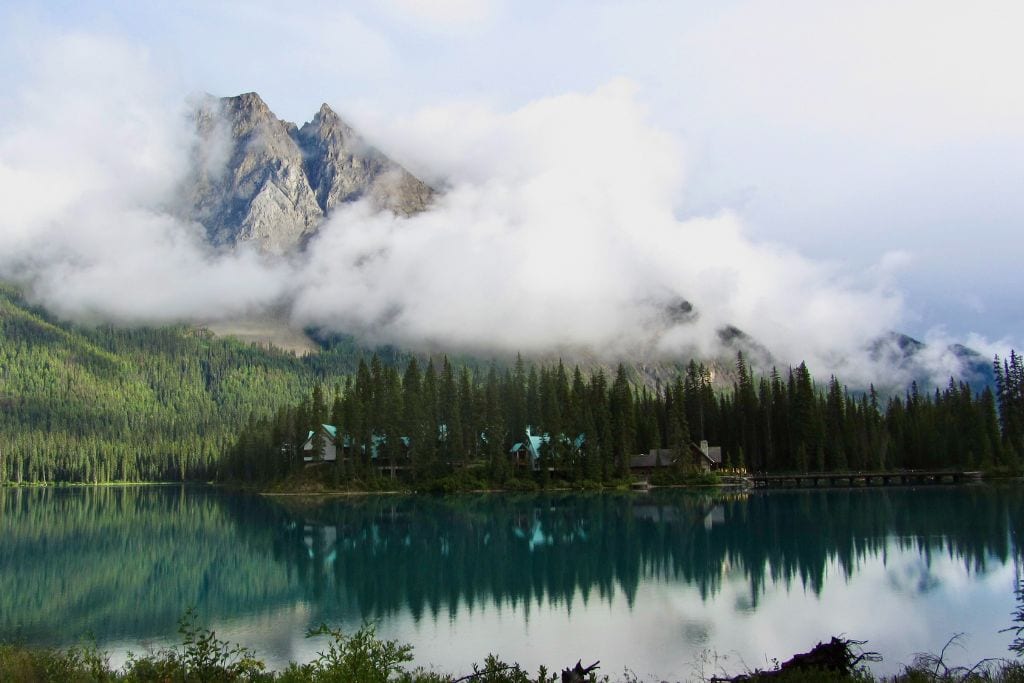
[{"xmin": 0, "ymin": 33, "xmax": 1007, "ymax": 390}]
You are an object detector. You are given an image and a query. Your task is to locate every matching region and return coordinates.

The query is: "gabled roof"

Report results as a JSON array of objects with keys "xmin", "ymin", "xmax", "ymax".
[
  {"xmin": 509, "ymin": 430, "xmax": 585, "ymax": 462},
  {"xmin": 303, "ymin": 424, "xmax": 338, "ymax": 449},
  {"xmin": 630, "ymin": 449, "xmax": 676, "ymax": 469},
  {"xmin": 628, "ymin": 443, "xmax": 723, "ymax": 469},
  {"xmin": 528, "ymin": 433, "xmax": 548, "ymax": 456}
]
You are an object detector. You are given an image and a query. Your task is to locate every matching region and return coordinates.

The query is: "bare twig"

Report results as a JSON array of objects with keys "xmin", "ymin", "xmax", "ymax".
[
  {"xmin": 560, "ymin": 659, "xmax": 600, "ymax": 682},
  {"xmin": 450, "ymin": 664, "xmax": 517, "ymax": 682}
]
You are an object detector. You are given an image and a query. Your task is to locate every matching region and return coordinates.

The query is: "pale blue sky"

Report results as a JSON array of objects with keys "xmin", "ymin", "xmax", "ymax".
[{"xmin": 1, "ymin": 0, "xmax": 1021, "ymax": 346}]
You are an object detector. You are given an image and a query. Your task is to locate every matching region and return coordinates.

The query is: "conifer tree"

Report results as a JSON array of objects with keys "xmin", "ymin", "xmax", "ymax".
[
  {"xmin": 824, "ymin": 376, "xmax": 847, "ymax": 471},
  {"xmin": 609, "ymin": 364, "xmax": 635, "ymax": 478}
]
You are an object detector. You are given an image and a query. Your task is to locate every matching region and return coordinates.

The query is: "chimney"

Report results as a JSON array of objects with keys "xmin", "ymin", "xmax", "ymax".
[{"xmin": 700, "ymin": 439, "xmax": 709, "ymax": 456}]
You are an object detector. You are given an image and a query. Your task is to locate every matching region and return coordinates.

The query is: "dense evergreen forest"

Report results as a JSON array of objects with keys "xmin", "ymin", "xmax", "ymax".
[
  {"xmin": 224, "ymin": 348, "xmax": 1024, "ymax": 488},
  {"xmin": 2, "ymin": 283, "xmax": 1023, "ymax": 485},
  {"xmin": 0, "ymin": 286, "xmax": 404, "ymax": 483}
]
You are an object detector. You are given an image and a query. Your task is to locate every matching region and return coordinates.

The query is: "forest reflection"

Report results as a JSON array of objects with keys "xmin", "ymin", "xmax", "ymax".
[
  {"xmin": 1, "ymin": 485, "xmax": 1022, "ymax": 647},
  {"xmin": 276, "ymin": 487, "xmax": 1024, "ymax": 622}
]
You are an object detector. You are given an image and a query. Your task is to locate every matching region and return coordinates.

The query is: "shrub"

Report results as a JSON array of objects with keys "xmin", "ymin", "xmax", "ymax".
[
  {"xmin": 295, "ymin": 623, "xmax": 413, "ymax": 683},
  {"xmin": 502, "ymin": 478, "xmax": 539, "ymax": 492},
  {"xmin": 123, "ymin": 608, "xmax": 266, "ymax": 681}
]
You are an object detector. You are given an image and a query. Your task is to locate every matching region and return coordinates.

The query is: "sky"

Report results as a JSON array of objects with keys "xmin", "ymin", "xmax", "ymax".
[{"xmin": 0, "ymin": 0, "xmax": 1021, "ymax": 380}]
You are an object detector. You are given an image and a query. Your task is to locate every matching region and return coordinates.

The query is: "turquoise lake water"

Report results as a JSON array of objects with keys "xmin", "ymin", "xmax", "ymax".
[{"xmin": 1, "ymin": 485, "xmax": 1021, "ymax": 680}]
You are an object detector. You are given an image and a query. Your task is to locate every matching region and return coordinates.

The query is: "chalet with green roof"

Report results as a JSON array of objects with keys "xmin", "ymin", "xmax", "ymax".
[
  {"xmin": 301, "ymin": 424, "xmax": 412, "ymax": 477},
  {"xmin": 302, "ymin": 424, "xmax": 339, "ymax": 462},
  {"xmin": 509, "ymin": 428, "xmax": 585, "ymax": 471}
]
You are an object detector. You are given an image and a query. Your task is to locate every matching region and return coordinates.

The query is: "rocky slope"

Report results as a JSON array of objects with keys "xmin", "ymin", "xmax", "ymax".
[{"xmin": 181, "ymin": 92, "xmax": 432, "ymax": 254}]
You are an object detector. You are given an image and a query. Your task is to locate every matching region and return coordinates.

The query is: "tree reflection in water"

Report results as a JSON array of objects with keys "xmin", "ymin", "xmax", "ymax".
[{"xmin": 1, "ymin": 485, "xmax": 1022, "ymax": 649}]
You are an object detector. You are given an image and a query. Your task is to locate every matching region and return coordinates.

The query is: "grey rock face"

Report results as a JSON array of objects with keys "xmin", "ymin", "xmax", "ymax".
[
  {"xmin": 182, "ymin": 93, "xmax": 432, "ymax": 254},
  {"xmin": 298, "ymin": 103, "xmax": 433, "ymax": 217}
]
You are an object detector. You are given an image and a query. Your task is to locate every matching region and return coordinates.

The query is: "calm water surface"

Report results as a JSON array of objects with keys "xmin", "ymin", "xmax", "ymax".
[{"xmin": 1, "ymin": 485, "xmax": 1022, "ymax": 680}]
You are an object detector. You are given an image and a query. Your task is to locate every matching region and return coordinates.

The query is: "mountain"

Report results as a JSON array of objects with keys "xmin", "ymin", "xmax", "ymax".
[
  {"xmin": 0, "ymin": 284, "xmax": 397, "ymax": 482},
  {"xmin": 181, "ymin": 93, "xmax": 432, "ymax": 254},
  {"xmin": 868, "ymin": 332, "xmax": 995, "ymax": 390},
  {"xmin": 172, "ymin": 94, "xmax": 995, "ymax": 395}
]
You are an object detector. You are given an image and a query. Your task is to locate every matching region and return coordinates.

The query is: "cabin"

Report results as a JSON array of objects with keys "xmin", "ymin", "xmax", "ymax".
[
  {"xmin": 508, "ymin": 428, "xmax": 585, "ymax": 471},
  {"xmin": 629, "ymin": 440, "xmax": 723, "ymax": 473},
  {"xmin": 693, "ymin": 440, "xmax": 722, "ymax": 471},
  {"xmin": 509, "ymin": 428, "xmax": 548, "ymax": 471},
  {"xmin": 302, "ymin": 424, "xmax": 339, "ymax": 462},
  {"xmin": 301, "ymin": 424, "xmax": 411, "ymax": 476}
]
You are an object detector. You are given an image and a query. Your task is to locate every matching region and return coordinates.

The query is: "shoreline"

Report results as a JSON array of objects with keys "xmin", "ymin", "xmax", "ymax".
[{"xmin": 2, "ymin": 473, "xmax": 1019, "ymax": 496}]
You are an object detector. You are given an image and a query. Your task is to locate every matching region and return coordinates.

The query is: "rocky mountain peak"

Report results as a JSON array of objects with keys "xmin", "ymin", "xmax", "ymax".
[
  {"xmin": 217, "ymin": 92, "xmax": 287, "ymax": 138},
  {"xmin": 226, "ymin": 91, "xmax": 272, "ymax": 116},
  {"xmin": 315, "ymin": 102, "xmax": 339, "ymax": 121},
  {"xmin": 297, "ymin": 101, "xmax": 432, "ymax": 217},
  {"xmin": 180, "ymin": 93, "xmax": 434, "ymax": 253}
]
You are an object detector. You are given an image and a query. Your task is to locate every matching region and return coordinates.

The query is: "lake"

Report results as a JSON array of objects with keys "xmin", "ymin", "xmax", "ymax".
[{"xmin": 1, "ymin": 485, "xmax": 1021, "ymax": 680}]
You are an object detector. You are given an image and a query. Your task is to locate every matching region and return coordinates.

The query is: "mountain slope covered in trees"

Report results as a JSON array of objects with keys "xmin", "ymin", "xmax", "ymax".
[
  {"xmin": 0, "ymin": 286, "xmax": 403, "ymax": 482},
  {"xmin": 225, "ymin": 350, "xmax": 1023, "ymax": 490},
  {"xmin": 2, "ymin": 283, "xmax": 1022, "ymax": 485}
]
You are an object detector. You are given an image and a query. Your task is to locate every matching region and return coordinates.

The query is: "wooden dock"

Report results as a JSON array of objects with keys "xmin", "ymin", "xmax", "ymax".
[{"xmin": 748, "ymin": 470, "xmax": 984, "ymax": 489}]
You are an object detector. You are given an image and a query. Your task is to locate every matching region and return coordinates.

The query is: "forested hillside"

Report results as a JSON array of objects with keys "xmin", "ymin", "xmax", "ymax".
[
  {"xmin": 3, "ymin": 281, "xmax": 1023, "ymax": 486},
  {"xmin": 225, "ymin": 350, "xmax": 1024, "ymax": 489},
  {"xmin": 0, "ymin": 286, "xmax": 398, "ymax": 482}
]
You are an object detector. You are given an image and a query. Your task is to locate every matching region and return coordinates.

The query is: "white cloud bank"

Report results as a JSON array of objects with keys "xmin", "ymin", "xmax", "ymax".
[
  {"xmin": 293, "ymin": 82, "xmax": 905, "ymax": 374},
  {"xmin": 0, "ymin": 29, "xmax": 999, "ymax": 388}
]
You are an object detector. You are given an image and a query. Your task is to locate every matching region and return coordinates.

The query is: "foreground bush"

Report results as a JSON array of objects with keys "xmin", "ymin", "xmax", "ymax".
[
  {"xmin": 0, "ymin": 611, "xmax": 568, "ymax": 682},
  {"xmin": 2, "ymin": 614, "xmax": 1023, "ymax": 682}
]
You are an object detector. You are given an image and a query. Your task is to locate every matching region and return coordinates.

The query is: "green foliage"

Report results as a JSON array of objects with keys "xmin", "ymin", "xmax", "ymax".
[
  {"xmin": 438, "ymin": 654, "xmax": 553, "ymax": 683},
  {"xmin": 5, "ymin": 628, "xmax": 1024, "ymax": 682},
  {"xmin": 1006, "ymin": 580, "xmax": 1024, "ymax": 659},
  {"xmin": 0, "ymin": 613, "xmax": 587, "ymax": 682},
  {"xmin": 417, "ymin": 469, "xmax": 489, "ymax": 494},
  {"xmin": 648, "ymin": 468, "xmax": 720, "ymax": 487},
  {"xmin": 895, "ymin": 633, "xmax": 1024, "ymax": 683},
  {"xmin": 289, "ymin": 623, "xmax": 413, "ymax": 683},
  {"xmin": 4, "ymin": 282, "xmax": 1024, "ymax": 488},
  {"xmin": 500, "ymin": 477, "xmax": 539, "ymax": 492},
  {"xmin": 0, "ymin": 640, "xmax": 114, "ymax": 682},
  {"xmin": 0, "ymin": 287, "xmax": 398, "ymax": 484},
  {"xmin": 123, "ymin": 607, "xmax": 266, "ymax": 681}
]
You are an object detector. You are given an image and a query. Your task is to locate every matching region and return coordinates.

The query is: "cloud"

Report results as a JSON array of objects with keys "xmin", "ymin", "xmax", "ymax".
[
  {"xmin": 0, "ymin": 30, "xmax": 290, "ymax": 323},
  {"xmin": 291, "ymin": 81, "xmax": 910, "ymax": 384},
  {"xmin": 0, "ymin": 27, "xmax": 1000, "ymax": 389}
]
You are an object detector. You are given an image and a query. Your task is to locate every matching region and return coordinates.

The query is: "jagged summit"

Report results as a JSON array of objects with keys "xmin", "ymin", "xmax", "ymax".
[
  {"xmin": 297, "ymin": 101, "xmax": 432, "ymax": 218},
  {"xmin": 228, "ymin": 91, "xmax": 273, "ymax": 114},
  {"xmin": 316, "ymin": 102, "xmax": 339, "ymax": 119},
  {"xmin": 181, "ymin": 93, "xmax": 433, "ymax": 254}
]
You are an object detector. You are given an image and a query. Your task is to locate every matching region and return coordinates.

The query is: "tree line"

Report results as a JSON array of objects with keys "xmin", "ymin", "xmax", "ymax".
[
  {"xmin": 0, "ymin": 286, "xmax": 394, "ymax": 483},
  {"xmin": 223, "ymin": 350, "xmax": 1024, "ymax": 487},
  {"xmin": 3, "ymin": 282, "xmax": 1022, "ymax": 485}
]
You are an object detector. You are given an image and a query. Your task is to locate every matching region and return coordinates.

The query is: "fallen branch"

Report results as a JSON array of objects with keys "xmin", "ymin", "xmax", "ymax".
[
  {"xmin": 450, "ymin": 664, "xmax": 518, "ymax": 682},
  {"xmin": 711, "ymin": 637, "xmax": 880, "ymax": 681},
  {"xmin": 561, "ymin": 659, "xmax": 600, "ymax": 682}
]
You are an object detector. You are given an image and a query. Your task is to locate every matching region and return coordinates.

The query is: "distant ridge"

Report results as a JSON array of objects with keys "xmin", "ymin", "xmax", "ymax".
[{"xmin": 181, "ymin": 92, "xmax": 433, "ymax": 254}]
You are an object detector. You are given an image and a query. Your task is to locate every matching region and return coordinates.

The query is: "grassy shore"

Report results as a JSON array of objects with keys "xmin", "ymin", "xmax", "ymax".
[{"xmin": 2, "ymin": 614, "xmax": 1021, "ymax": 683}]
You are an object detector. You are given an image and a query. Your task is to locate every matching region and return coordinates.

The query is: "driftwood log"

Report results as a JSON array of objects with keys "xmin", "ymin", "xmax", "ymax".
[
  {"xmin": 561, "ymin": 659, "xmax": 600, "ymax": 682},
  {"xmin": 713, "ymin": 637, "xmax": 879, "ymax": 681}
]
